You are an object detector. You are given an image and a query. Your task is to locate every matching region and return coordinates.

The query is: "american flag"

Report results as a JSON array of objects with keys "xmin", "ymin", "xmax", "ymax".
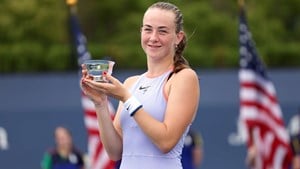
[
  {"xmin": 69, "ymin": 12, "xmax": 116, "ymax": 169},
  {"xmin": 238, "ymin": 5, "xmax": 292, "ymax": 169}
]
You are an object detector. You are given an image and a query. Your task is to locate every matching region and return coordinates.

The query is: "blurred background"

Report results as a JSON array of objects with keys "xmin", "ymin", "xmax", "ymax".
[
  {"xmin": 1, "ymin": 0, "xmax": 300, "ymax": 72},
  {"xmin": 0, "ymin": 0, "xmax": 299, "ymax": 169}
]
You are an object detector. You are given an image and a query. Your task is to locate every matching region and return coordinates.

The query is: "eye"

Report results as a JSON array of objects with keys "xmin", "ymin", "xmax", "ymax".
[
  {"xmin": 142, "ymin": 27, "xmax": 152, "ymax": 33},
  {"xmin": 158, "ymin": 29, "xmax": 168, "ymax": 35}
]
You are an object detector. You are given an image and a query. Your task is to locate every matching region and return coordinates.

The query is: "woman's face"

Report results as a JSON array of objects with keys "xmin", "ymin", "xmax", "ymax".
[
  {"xmin": 141, "ymin": 8, "xmax": 183, "ymax": 61},
  {"xmin": 55, "ymin": 127, "xmax": 72, "ymax": 149}
]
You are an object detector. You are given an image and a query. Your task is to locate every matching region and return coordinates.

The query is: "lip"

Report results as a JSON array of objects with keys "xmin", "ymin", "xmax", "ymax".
[{"xmin": 148, "ymin": 44, "xmax": 161, "ymax": 48}]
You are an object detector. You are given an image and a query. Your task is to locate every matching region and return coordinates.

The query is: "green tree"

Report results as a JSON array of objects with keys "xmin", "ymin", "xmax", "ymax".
[
  {"xmin": 0, "ymin": 0, "xmax": 71, "ymax": 72},
  {"xmin": 1, "ymin": 0, "xmax": 299, "ymax": 73}
]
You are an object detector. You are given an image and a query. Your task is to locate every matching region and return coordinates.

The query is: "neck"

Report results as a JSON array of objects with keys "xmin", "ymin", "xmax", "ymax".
[
  {"xmin": 57, "ymin": 146, "xmax": 71, "ymax": 157},
  {"xmin": 146, "ymin": 58, "xmax": 173, "ymax": 77}
]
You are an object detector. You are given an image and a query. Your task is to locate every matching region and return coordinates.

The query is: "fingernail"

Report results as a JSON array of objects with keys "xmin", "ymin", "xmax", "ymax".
[{"xmin": 103, "ymin": 71, "xmax": 107, "ymax": 75}]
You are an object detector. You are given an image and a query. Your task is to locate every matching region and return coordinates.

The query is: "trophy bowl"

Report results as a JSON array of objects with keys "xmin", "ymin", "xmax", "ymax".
[{"xmin": 84, "ymin": 60, "xmax": 115, "ymax": 82}]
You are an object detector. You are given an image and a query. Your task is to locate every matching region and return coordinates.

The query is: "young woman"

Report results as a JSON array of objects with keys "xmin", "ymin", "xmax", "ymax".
[{"xmin": 80, "ymin": 2, "xmax": 200, "ymax": 169}]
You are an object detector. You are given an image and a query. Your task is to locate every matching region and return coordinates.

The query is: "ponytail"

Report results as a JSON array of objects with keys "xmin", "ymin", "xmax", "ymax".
[{"xmin": 173, "ymin": 35, "xmax": 189, "ymax": 73}]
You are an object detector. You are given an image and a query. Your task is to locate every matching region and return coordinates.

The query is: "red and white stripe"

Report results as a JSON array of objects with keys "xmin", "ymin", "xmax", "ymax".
[
  {"xmin": 239, "ymin": 69, "xmax": 292, "ymax": 169},
  {"xmin": 81, "ymin": 94, "xmax": 116, "ymax": 169}
]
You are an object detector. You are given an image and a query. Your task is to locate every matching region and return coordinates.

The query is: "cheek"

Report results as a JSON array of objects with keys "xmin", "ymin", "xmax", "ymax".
[
  {"xmin": 141, "ymin": 33, "xmax": 150, "ymax": 46},
  {"xmin": 141, "ymin": 32, "xmax": 150, "ymax": 40},
  {"xmin": 141, "ymin": 33, "xmax": 146, "ymax": 42},
  {"xmin": 141, "ymin": 36, "xmax": 147, "ymax": 52},
  {"xmin": 163, "ymin": 38, "xmax": 175, "ymax": 48},
  {"xmin": 141, "ymin": 35, "xmax": 146, "ymax": 47}
]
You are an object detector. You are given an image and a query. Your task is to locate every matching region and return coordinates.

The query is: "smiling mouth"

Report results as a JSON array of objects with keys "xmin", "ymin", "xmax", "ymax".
[{"xmin": 148, "ymin": 44, "xmax": 161, "ymax": 48}]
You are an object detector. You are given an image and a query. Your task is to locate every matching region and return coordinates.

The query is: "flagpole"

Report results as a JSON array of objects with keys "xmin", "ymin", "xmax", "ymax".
[
  {"xmin": 66, "ymin": 0, "xmax": 78, "ymax": 14},
  {"xmin": 65, "ymin": 0, "xmax": 81, "ymax": 70},
  {"xmin": 238, "ymin": 0, "xmax": 245, "ymax": 8}
]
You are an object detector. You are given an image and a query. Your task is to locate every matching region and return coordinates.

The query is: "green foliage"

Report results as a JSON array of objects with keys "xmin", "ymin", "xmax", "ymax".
[
  {"xmin": 0, "ymin": 0, "xmax": 300, "ymax": 73},
  {"xmin": 0, "ymin": 0, "xmax": 70, "ymax": 73}
]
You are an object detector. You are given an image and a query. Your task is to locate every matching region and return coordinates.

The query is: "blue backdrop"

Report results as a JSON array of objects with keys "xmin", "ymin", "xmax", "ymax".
[{"xmin": 0, "ymin": 69, "xmax": 299, "ymax": 169}]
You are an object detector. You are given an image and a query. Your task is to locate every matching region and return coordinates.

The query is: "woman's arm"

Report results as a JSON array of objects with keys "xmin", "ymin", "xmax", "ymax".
[
  {"xmin": 82, "ymin": 74, "xmax": 139, "ymax": 160},
  {"xmin": 93, "ymin": 101, "xmax": 123, "ymax": 161}
]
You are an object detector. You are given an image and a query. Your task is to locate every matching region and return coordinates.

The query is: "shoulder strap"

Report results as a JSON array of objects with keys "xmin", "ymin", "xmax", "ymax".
[{"xmin": 167, "ymin": 71, "xmax": 174, "ymax": 81}]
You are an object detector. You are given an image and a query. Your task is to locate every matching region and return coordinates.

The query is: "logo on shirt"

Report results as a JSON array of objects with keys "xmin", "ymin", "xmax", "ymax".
[
  {"xmin": 126, "ymin": 105, "xmax": 131, "ymax": 111},
  {"xmin": 139, "ymin": 85, "xmax": 151, "ymax": 94}
]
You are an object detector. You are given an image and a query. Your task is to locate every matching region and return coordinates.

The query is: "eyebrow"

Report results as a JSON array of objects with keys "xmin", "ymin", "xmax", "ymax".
[{"xmin": 143, "ymin": 24, "xmax": 169, "ymax": 30}]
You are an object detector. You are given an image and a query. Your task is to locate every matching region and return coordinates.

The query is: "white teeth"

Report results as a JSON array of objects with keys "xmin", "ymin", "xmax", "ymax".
[{"xmin": 148, "ymin": 44, "xmax": 160, "ymax": 48}]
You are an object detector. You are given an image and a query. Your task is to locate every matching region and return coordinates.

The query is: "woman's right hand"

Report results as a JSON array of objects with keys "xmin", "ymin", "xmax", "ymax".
[{"xmin": 80, "ymin": 64, "xmax": 108, "ymax": 107}]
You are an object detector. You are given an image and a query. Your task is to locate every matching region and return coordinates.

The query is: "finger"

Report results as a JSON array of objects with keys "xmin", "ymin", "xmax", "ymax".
[
  {"xmin": 80, "ymin": 78, "xmax": 84, "ymax": 90},
  {"xmin": 81, "ymin": 64, "xmax": 87, "ymax": 69},
  {"xmin": 80, "ymin": 79, "xmax": 92, "ymax": 92},
  {"xmin": 103, "ymin": 72, "xmax": 119, "ymax": 85},
  {"xmin": 82, "ymin": 71, "xmax": 93, "ymax": 81},
  {"xmin": 81, "ymin": 80, "xmax": 105, "ymax": 99},
  {"xmin": 84, "ymin": 79, "xmax": 107, "ymax": 92},
  {"xmin": 81, "ymin": 65, "xmax": 88, "ymax": 77},
  {"xmin": 82, "ymin": 64, "xmax": 94, "ymax": 80}
]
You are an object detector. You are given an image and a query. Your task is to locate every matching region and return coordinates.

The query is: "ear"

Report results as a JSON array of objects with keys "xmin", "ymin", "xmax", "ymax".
[{"xmin": 175, "ymin": 31, "xmax": 185, "ymax": 45}]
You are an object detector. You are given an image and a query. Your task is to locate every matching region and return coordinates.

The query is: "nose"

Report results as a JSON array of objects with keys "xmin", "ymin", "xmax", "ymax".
[{"xmin": 149, "ymin": 30, "xmax": 159, "ymax": 42}]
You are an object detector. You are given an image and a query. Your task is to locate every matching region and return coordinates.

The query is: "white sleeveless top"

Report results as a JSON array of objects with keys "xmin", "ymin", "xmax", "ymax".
[{"xmin": 120, "ymin": 70, "xmax": 190, "ymax": 169}]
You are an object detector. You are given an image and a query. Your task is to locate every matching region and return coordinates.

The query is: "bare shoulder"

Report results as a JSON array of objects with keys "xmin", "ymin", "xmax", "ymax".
[
  {"xmin": 173, "ymin": 68, "xmax": 199, "ymax": 83},
  {"xmin": 165, "ymin": 68, "xmax": 199, "ymax": 96}
]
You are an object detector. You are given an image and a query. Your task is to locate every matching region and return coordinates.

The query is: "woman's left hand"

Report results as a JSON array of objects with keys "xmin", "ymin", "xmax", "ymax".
[{"xmin": 82, "ymin": 72, "xmax": 131, "ymax": 103}]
